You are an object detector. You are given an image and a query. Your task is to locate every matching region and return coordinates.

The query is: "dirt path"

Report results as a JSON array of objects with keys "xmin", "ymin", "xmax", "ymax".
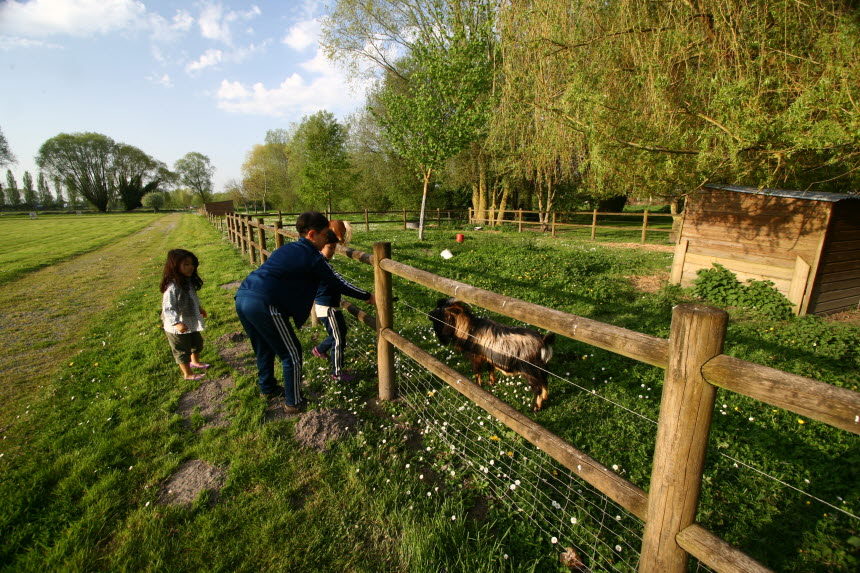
[{"xmin": 0, "ymin": 214, "xmax": 179, "ymax": 415}]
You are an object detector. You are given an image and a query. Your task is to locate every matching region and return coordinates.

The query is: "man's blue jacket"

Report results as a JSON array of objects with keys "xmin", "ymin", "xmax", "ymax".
[{"xmin": 236, "ymin": 237, "xmax": 370, "ymax": 327}]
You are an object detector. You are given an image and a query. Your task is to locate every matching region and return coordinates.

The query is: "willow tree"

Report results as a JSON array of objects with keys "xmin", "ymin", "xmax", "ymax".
[
  {"xmin": 496, "ymin": 0, "xmax": 860, "ymax": 207},
  {"xmin": 37, "ymin": 133, "xmax": 116, "ymax": 212}
]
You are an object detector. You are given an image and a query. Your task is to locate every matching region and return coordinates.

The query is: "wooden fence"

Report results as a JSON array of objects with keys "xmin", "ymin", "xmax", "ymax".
[
  {"xmin": 211, "ymin": 208, "xmax": 466, "ymax": 234},
  {"xmin": 209, "ymin": 212, "xmax": 860, "ymax": 573},
  {"xmin": 210, "ymin": 207, "xmax": 674, "ymax": 244},
  {"xmin": 469, "ymin": 208, "xmax": 676, "ymax": 243}
]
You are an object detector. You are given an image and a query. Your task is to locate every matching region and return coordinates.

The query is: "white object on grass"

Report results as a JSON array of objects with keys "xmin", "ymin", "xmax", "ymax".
[{"xmin": 440, "ymin": 249, "xmax": 454, "ymax": 259}]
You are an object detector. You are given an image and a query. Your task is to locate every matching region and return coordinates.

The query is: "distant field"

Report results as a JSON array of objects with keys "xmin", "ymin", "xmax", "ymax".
[{"xmin": 0, "ymin": 213, "xmax": 162, "ymax": 284}]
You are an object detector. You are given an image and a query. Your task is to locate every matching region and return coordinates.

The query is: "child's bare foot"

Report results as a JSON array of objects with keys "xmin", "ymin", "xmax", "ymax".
[
  {"xmin": 189, "ymin": 363, "xmax": 210, "ymax": 370},
  {"xmin": 184, "ymin": 374, "xmax": 205, "ymax": 381}
]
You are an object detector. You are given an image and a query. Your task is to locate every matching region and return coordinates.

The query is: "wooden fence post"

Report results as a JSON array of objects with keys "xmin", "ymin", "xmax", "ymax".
[
  {"xmin": 591, "ymin": 209, "xmax": 598, "ymax": 241},
  {"xmin": 551, "ymin": 212, "xmax": 556, "ymax": 237},
  {"xmin": 257, "ymin": 217, "xmax": 267, "ymax": 263},
  {"xmin": 641, "ymin": 209, "xmax": 649, "ymax": 244},
  {"xmin": 246, "ymin": 216, "xmax": 257, "ymax": 265},
  {"xmin": 274, "ymin": 220, "xmax": 284, "ymax": 249},
  {"xmin": 403, "ymin": 208, "xmax": 407, "ymax": 230},
  {"xmin": 365, "ymin": 208, "xmax": 370, "ymax": 232},
  {"xmin": 374, "ymin": 242, "xmax": 396, "ymax": 401},
  {"xmin": 518, "ymin": 209, "xmax": 523, "ymax": 233},
  {"xmin": 639, "ymin": 304, "xmax": 728, "ymax": 573},
  {"xmin": 437, "ymin": 207, "xmax": 441, "ymax": 228}
]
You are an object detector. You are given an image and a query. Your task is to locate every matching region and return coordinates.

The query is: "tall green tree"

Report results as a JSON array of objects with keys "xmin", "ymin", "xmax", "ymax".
[
  {"xmin": 0, "ymin": 126, "xmax": 15, "ymax": 168},
  {"xmin": 114, "ymin": 144, "xmax": 166, "ymax": 210},
  {"xmin": 241, "ymin": 131, "xmax": 296, "ymax": 212},
  {"xmin": 36, "ymin": 133, "xmax": 117, "ymax": 212},
  {"xmin": 290, "ymin": 111, "xmax": 353, "ymax": 212},
  {"xmin": 174, "ymin": 152, "xmax": 215, "ymax": 204},
  {"xmin": 21, "ymin": 171, "xmax": 36, "ymax": 210},
  {"xmin": 5, "ymin": 170, "xmax": 21, "ymax": 207},
  {"xmin": 376, "ymin": 35, "xmax": 493, "ymax": 239},
  {"xmin": 36, "ymin": 172, "xmax": 53, "ymax": 209},
  {"xmin": 346, "ymin": 106, "xmax": 422, "ymax": 210},
  {"xmin": 323, "ymin": 0, "xmax": 502, "ymax": 219},
  {"xmin": 52, "ymin": 176, "xmax": 65, "ymax": 209}
]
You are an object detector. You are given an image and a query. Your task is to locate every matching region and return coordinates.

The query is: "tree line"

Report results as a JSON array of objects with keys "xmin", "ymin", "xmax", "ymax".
[
  {"xmin": 0, "ymin": 128, "xmax": 215, "ymax": 213},
  {"xmin": 3, "ymin": 2, "xmax": 856, "ymax": 224},
  {"xmin": 227, "ymin": 0, "xmax": 859, "ymax": 239}
]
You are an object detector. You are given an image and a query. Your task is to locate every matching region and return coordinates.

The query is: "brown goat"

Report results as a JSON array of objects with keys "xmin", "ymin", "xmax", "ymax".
[{"xmin": 429, "ymin": 298, "xmax": 556, "ymax": 411}]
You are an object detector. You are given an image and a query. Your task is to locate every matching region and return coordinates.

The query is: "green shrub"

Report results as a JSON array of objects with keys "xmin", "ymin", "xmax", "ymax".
[{"xmin": 692, "ymin": 263, "xmax": 795, "ymax": 320}]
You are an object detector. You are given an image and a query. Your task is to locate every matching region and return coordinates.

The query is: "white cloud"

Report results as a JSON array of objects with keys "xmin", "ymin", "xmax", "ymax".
[
  {"xmin": 0, "ymin": 35, "xmax": 63, "ymax": 50},
  {"xmin": 283, "ymin": 19, "xmax": 320, "ymax": 52},
  {"xmin": 215, "ymin": 48, "xmax": 368, "ymax": 118},
  {"xmin": 197, "ymin": 1, "xmax": 261, "ymax": 45},
  {"xmin": 185, "ymin": 40, "xmax": 269, "ymax": 75},
  {"xmin": 0, "ymin": 0, "xmax": 147, "ymax": 37},
  {"xmin": 147, "ymin": 73, "xmax": 173, "ymax": 88},
  {"xmin": 186, "ymin": 48, "xmax": 223, "ymax": 73}
]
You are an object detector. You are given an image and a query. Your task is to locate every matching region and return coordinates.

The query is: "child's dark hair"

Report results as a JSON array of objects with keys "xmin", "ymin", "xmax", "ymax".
[
  {"xmin": 324, "ymin": 229, "xmax": 339, "ymax": 245},
  {"xmin": 160, "ymin": 249, "xmax": 203, "ymax": 293},
  {"xmin": 296, "ymin": 211, "xmax": 329, "ymax": 236}
]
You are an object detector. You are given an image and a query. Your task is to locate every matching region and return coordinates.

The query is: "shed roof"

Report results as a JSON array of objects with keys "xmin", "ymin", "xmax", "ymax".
[{"xmin": 704, "ymin": 184, "xmax": 858, "ymax": 203}]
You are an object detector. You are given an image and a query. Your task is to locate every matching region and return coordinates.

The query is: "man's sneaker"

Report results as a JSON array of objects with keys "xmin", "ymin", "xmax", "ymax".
[
  {"xmin": 312, "ymin": 346, "xmax": 329, "ymax": 360},
  {"xmin": 282, "ymin": 402, "xmax": 305, "ymax": 415},
  {"xmin": 261, "ymin": 384, "xmax": 284, "ymax": 399},
  {"xmin": 331, "ymin": 372, "xmax": 357, "ymax": 382}
]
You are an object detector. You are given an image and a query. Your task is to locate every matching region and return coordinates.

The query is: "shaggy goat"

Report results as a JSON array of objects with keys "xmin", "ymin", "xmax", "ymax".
[{"xmin": 429, "ymin": 298, "xmax": 556, "ymax": 411}]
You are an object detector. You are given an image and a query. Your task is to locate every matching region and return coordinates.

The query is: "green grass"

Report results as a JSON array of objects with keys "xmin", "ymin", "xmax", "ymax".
[
  {"xmin": 1, "ymin": 215, "xmax": 858, "ymax": 571},
  {"xmin": 0, "ymin": 212, "xmax": 161, "ymax": 285}
]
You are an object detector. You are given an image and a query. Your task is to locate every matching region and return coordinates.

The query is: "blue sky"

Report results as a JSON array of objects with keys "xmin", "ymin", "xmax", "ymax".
[{"xmin": 0, "ymin": 0, "xmax": 370, "ymax": 193}]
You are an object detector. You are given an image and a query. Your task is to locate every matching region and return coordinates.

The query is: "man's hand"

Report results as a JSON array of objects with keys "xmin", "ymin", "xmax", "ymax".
[{"xmin": 367, "ymin": 293, "xmax": 376, "ymax": 306}]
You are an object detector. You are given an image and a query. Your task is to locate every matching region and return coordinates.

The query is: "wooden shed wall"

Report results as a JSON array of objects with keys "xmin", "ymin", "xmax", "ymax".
[
  {"xmin": 807, "ymin": 200, "xmax": 860, "ymax": 314},
  {"xmin": 674, "ymin": 190, "xmax": 831, "ymax": 293},
  {"xmin": 203, "ymin": 200, "xmax": 235, "ymax": 216}
]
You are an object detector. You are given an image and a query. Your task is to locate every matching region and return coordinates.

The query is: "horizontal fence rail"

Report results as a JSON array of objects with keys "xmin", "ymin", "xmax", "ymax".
[
  {"xmin": 209, "ymin": 213, "xmax": 860, "ymax": 573},
  {"xmin": 208, "ymin": 207, "xmax": 677, "ymax": 249},
  {"xmin": 469, "ymin": 208, "xmax": 676, "ymax": 243}
]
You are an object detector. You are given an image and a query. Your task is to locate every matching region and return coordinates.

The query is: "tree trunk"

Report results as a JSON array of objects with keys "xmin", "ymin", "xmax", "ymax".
[
  {"xmin": 479, "ymin": 155, "xmax": 492, "ymax": 226},
  {"xmin": 669, "ymin": 194, "xmax": 685, "ymax": 243},
  {"xmin": 495, "ymin": 177, "xmax": 510, "ymax": 225},
  {"xmin": 419, "ymin": 169, "xmax": 431, "ymax": 241}
]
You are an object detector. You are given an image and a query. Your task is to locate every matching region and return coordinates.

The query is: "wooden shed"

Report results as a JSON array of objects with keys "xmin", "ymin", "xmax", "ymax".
[
  {"xmin": 202, "ymin": 200, "xmax": 235, "ymax": 216},
  {"xmin": 670, "ymin": 184, "xmax": 860, "ymax": 315}
]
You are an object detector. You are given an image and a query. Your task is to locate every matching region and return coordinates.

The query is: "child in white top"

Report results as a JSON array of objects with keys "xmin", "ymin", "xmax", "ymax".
[{"xmin": 160, "ymin": 249, "xmax": 209, "ymax": 381}]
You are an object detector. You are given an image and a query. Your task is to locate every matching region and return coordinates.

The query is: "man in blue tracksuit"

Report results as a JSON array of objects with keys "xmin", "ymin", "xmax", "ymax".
[{"xmin": 234, "ymin": 211, "xmax": 375, "ymax": 413}]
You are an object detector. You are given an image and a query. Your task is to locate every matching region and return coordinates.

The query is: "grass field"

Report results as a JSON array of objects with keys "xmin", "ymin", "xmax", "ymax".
[
  {"xmin": 0, "ymin": 212, "xmax": 162, "ymax": 285},
  {"xmin": 1, "ymin": 213, "xmax": 858, "ymax": 571}
]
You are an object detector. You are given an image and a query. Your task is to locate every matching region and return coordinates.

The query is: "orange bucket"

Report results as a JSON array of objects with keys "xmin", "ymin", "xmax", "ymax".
[{"xmin": 455, "ymin": 234, "xmax": 465, "ymax": 243}]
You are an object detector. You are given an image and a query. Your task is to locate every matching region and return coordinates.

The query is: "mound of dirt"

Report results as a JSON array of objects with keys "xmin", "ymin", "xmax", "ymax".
[
  {"xmin": 177, "ymin": 376, "xmax": 234, "ymax": 432},
  {"xmin": 293, "ymin": 408, "xmax": 359, "ymax": 451},
  {"xmin": 156, "ymin": 459, "xmax": 226, "ymax": 507},
  {"xmin": 217, "ymin": 331, "xmax": 247, "ymax": 344}
]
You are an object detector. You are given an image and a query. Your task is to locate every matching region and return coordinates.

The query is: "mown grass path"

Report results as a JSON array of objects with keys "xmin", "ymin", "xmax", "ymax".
[{"xmin": 0, "ymin": 214, "xmax": 178, "ymax": 423}]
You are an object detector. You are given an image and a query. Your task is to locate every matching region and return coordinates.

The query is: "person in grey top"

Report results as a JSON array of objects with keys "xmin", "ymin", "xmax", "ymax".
[{"xmin": 160, "ymin": 249, "xmax": 209, "ymax": 381}]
